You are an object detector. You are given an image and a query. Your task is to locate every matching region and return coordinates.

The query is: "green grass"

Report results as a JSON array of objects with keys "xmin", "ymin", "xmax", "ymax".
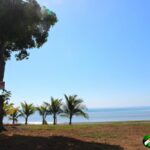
[
  {"xmin": 19, "ymin": 120, "xmax": 150, "ymax": 130},
  {"xmin": 20, "ymin": 124, "xmax": 95, "ymax": 131},
  {"xmin": 18, "ymin": 123, "xmax": 127, "ymax": 140}
]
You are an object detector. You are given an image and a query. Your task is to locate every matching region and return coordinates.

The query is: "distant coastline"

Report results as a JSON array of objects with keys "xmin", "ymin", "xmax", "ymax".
[{"xmin": 4, "ymin": 106, "xmax": 150, "ymax": 124}]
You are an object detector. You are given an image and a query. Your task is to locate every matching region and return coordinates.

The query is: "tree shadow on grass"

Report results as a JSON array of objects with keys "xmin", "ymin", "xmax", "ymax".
[{"xmin": 0, "ymin": 134, "xmax": 124, "ymax": 150}]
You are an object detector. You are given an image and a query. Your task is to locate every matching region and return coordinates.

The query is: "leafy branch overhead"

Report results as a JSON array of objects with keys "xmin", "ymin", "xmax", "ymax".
[{"xmin": 0, "ymin": 0, "xmax": 57, "ymax": 61}]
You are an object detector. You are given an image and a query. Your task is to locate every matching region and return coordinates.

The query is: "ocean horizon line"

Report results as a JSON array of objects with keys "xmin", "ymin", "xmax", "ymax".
[{"xmin": 87, "ymin": 105, "xmax": 150, "ymax": 109}]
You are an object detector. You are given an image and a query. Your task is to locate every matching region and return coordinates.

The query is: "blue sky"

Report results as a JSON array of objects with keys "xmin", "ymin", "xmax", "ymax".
[{"xmin": 5, "ymin": 0, "xmax": 150, "ymax": 108}]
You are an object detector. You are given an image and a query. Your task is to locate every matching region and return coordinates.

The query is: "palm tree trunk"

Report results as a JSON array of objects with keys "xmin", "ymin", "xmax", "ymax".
[
  {"xmin": 44, "ymin": 115, "xmax": 48, "ymax": 125},
  {"xmin": 25, "ymin": 116, "xmax": 28, "ymax": 125},
  {"xmin": 12, "ymin": 117, "xmax": 15, "ymax": 125},
  {"xmin": 0, "ymin": 45, "xmax": 6, "ymax": 131},
  {"xmin": 53, "ymin": 114, "xmax": 56, "ymax": 125},
  {"xmin": 69, "ymin": 115, "xmax": 72, "ymax": 125},
  {"xmin": 42, "ymin": 116, "xmax": 45, "ymax": 125}
]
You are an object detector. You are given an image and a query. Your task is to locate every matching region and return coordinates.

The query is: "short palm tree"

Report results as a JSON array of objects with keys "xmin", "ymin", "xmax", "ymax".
[
  {"xmin": 63, "ymin": 94, "xmax": 89, "ymax": 125},
  {"xmin": 20, "ymin": 102, "xmax": 35, "ymax": 125},
  {"xmin": 36, "ymin": 104, "xmax": 49, "ymax": 125},
  {"xmin": 9, "ymin": 107, "xmax": 21, "ymax": 125},
  {"xmin": 3, "ymin": 102, "xmax": 14, "ymax": 117},
  {"xmin": 45, "ymin": 97, "xmax": 62, "ymax": 125}
]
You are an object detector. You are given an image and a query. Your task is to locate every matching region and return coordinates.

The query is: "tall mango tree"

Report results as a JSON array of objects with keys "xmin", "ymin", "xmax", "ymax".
[{"xmin": 0, "ymin": 0, "xmax": 57, "ymax": 130}]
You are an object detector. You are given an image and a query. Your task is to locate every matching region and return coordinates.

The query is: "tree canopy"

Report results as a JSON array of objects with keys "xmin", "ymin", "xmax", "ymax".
[{"xmin": 0, "ymin": 0, "xmax": 57, "ymax": 60}]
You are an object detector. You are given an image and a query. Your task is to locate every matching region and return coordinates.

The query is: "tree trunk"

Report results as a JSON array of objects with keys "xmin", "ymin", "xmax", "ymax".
[
  {"xmin": 0, "ymin": 44, "xmax": 6, "ymax": 131},
  {"xmin": 0, "ymin": 96, "xmax": 4, "ymax": 130},
  {"xmin": 42, "ymin": 116, "xmax": 45, "ymax": 125},
  {"xmin": 53, "ymin": 114, "xmax": 56, "ymax": 125},
  {"xmin": 42, "ymin": 114, "xmax": 48, "ymax": 125},
  {"xmin": 25, "ymin": 116, "xmax": 28, "ymax": 125},
  {"xmin": 12, "ymin": 117, "xmax": 15, "ymax": 125},
  {"xmin": 69, "ymin": 115, "xmax": 72, "ymax": 125}
]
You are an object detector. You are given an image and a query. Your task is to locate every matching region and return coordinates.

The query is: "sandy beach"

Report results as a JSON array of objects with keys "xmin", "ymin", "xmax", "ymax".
[{"xmin": 0, "ymin": 121, "xmax": 149, "ymax": 150}]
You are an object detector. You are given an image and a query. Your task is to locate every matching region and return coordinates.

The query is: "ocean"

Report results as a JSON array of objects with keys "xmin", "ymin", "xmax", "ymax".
[{"xmin": 4, "ymin": 106, "xmax": 150, "ymax": 124}]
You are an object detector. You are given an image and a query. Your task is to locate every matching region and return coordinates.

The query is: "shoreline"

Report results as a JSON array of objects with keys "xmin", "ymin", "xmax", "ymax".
[{"xmin": 4, "ymin": 120, "xmax": 150, "ymax": 126}]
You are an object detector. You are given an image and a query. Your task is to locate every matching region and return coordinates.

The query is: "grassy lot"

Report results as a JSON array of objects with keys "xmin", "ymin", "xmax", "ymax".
[{"xmin": 0, "ymin": 121, "xmax": 150, "ymax": 150}]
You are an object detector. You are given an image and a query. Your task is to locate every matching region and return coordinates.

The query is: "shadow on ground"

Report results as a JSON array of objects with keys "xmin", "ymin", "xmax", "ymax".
[{"xmin": 0, "ymin": 134, "xmax": 124, "ymax": 150}]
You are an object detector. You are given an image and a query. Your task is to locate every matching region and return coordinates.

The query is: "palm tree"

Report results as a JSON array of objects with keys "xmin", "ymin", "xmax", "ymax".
[
  {"xmin": 3, "ymin": 102, "xmax": 14, "ymax": 117},
  {"xmin": 9, "ymin": 107, "xmax": 21, "ymax": 125},
  {"xmin": 20, "ymin": 102, "xmax": 35, "ymax": 125},
  {"xmin": 45, "ymin": 97, "xmax": 62, "ymax": 125},
  {"xmin": 63, "ymin": 94, "xmax": 89, "ymax": 125},
  {"xmin": 36, "ymin": 104, "xmax": 49, "ymax": 125}
]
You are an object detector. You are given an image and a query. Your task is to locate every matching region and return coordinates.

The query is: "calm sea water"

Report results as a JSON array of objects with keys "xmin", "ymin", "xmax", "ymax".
[{"xmin": 4, "ymin": 106, "xmax": 150, "ymax": 124}]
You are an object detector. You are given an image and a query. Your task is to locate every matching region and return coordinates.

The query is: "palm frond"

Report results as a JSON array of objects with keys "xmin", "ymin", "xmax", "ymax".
[
  {"xmin": 20, "ymin": 101, "xmax": 35, "ymax": 118},
  {"xmin": 49, "ymin": 97, "xmax": 62, "ymax": 115},
  {"xmin": 74, "ymin": 109, "xmax": 89, "ymax": 119},
  {"xmin": 36, "ymin": 104, "xmax": 49, "ymax": 116}
]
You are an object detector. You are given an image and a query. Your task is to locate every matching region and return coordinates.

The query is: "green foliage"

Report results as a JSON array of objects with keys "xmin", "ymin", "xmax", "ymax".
[
  {"xmin": 1, "ymin": 90, "xmax": 11, "ymax": 102},
  {"xmin": 20, "ymin": 101, "xmax": 35, "ymax": 124},
  {"xmin": 49, "ymin": 97, "xmax": 62, "ymax": 114},
  {"xmin": 45, "ymin": 97, "xmax": 62, "ymax": 125},
  {"xmin": 20, "ymin": 101, "xmax": 35, "ymax": 117},
  {"xmin": 36, "ymin": 103, "xmax": 49, "ymax": 125},
  {"xmin": 0, "ymin": 0, "xmax": 57, "ymax": 60},
  {"xmin": 9, "ymin": 106, "xmax": 21, "ymax": 124},
  {"xmin": 62, "ymin": 94, "xmax": 89, "ymax": 125},
  {"xmin": 3, "ymin": 101, "xmax": 14, "ymax": 116},
  {"xmin": 36, "ymin": 104, "xmax": 49, "ymax": 116}
]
